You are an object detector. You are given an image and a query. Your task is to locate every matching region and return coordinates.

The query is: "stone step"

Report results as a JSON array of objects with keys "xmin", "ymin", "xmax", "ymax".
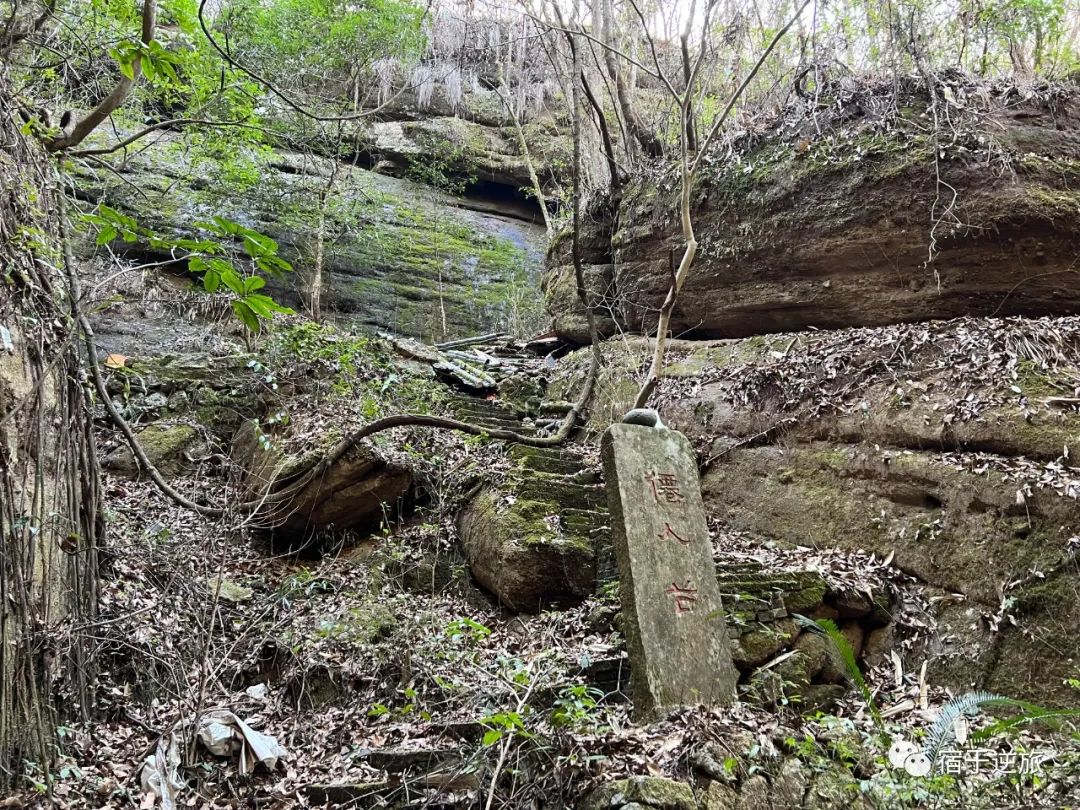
[
  {"xmin": 303, "ymin": 777, "xmax": 475, "ymax": 806},
  {"xmin": 562, "ymin": 507, "xmax": 608, "ymax": 521},
  {"xmin": 516, "ymin": 453, "xmax": 583, "ymax": 475},
  {"xmin": 360, "ymin": 746, "xmax": 464, "ymax": 773},
  {"xmin": 450, "ymin": 409, "xmax": 522, "ymax": 424},
  {"xmin": 463, "ymin": 418, "xmax": 526, "ymax": 431},
  {"xmin": 563, "ymin": 519, "xmax": 603, "ymax": 537},
  {"xmin": 511, "ymin": 478, "xmax": 605, "ymax": 510},
  {"xmin": 562, "ymin": 508, "xmax": 607, "ymax": 524},
  {"xmin": 459, "ymin": 419, "xmax": 535, "ymax": 435},
  {"xmin": 561, "ymin": 510, "xmax": 609, "ymax": 534},
  {"xmin": 595, "ymin": 542, "xmax": 619, "ymax": 587},
  {"xmin": 450, "ymin": 404, "xmax": 520, "ymax": 418},
  {"xmin": 507, "ymin": 440, "xmax": 583, "ymax": 460},
  {"xmin": 445, "ymin": 396, "xmax": 521, "ymax": 417},
  {"xmin": 518, "ymin": 469, "xmax": 602, "ymax": 488}
]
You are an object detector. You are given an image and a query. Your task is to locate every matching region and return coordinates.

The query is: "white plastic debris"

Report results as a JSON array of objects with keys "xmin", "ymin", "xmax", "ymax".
[
  {"xmin": 197, "ymin": 709, "xmax": 287, "ymax": 773},
  {"xmin": 139, "ymin": 734, "xmax": 185, "ymax": 810},
  {"xmin": 139, "ymin": 710, "xmax": 287, "ymax": 806}
]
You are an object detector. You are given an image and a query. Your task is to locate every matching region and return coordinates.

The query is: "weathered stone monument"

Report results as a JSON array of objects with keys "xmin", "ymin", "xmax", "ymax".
[{"xmin": 602, "ymin": 415, "xmax": 738, "ymax": 717}]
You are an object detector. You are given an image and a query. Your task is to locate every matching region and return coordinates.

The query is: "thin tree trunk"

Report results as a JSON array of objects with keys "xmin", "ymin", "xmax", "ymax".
[
  {"xmin": 633, "ymin": 145, "xmax": 695, "ymax": 408},
  {"xmin": 47, "ymin": 1, "xmax": 157, "ymax": 152},
  {"xmin": 580, "ymin": 70, "xmax": 620, "ymax": 193},
  {"xmin": 680, "ymin": 0, "xmax": 699, "ymax": 153},
  {"xmin": 311, "ymin": 144, "xmax": 342, "ymax": 322},
  {"xmin": 633, "ymin": 0, "xmax": 812, "ymax": 408},
  {"xmin": 599, "ymin": 0, "xmax": 662, "ymax": 157},
  {"xmin": 312, "ymin": 198, "xmax": 327, "ymax": 322}
]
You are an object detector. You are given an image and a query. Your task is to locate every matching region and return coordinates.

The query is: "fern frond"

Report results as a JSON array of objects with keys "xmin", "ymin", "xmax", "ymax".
[
  {"xmin": 970, "ymin": 706, "xmax": 1080, "ymax": 743},
  {"xmin": 793, "ymin": 613, "xmax": 881, "ymax": 731},
  {"xmin": 925, "ymin": 691, "xmax": 1017, "ymax": 763},
  {"xmin": 793, "ymin": 614, "xmax": 863, "ymax": 686}
]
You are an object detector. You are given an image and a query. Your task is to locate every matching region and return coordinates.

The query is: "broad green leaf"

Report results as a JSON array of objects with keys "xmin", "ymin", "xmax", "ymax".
[
  {"xmin": 220, "ymin": 266, "xmax": 245, "ymax": 295},
  {"xmin": 231, "ymin": 300, "xmax": 259, "ymax": 332},
  {"xmin": 243, "ymin": 293, "xmax": 292, "ymax": 317}
]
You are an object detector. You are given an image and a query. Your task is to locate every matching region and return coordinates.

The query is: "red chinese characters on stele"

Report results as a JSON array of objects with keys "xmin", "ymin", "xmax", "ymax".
[
  {"xmin": 656, "ymin": 522, "xmax": 690, "ymax": 545},
  {"xmin": 664, "ymin": 580, "xmax": 699, "ymax": 614},
  {"xmin": 646, "ymin": 471, "xmax": 696, "ymax": 614},
  {"xmin": 645, "ymin": 471, "xmax": 685, "ymax": 503}
]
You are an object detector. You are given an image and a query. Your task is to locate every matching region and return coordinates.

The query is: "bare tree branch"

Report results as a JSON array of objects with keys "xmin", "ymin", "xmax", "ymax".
[
  {"xmin": 46, "ymin": 0, "xmax": 156, "ymax": 152},
  {"xmin": 0, "ymin": 0, "xmax": 56, "ymax": 59},
  {"xmin": 69, "ymin": 117, "xmax": 257, "ymax": 157},
  {"xmin": 635, "ymin": 0, "xmax": 813, "ymax": 408}
]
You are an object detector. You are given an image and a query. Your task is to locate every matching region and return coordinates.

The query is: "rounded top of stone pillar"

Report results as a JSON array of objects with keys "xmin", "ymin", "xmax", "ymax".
[{"xmin": 621, "ymin": 408, "xmax": 666, "ymax": 429}]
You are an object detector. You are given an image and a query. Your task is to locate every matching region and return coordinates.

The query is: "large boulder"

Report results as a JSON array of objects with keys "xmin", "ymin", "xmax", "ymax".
[
  {"xmin": 457, "ymin": 486, "xmax": 598, "ymax": 612},
  {"xmin": 233, "ymin": 421, "xmax": 412, "ymax": 543},
  {"xmin": 547, "ymin": 79, "xmax": 1080, "ymax": 341},
  {"xmin": 102, "ymin": 423, "xmax": 202, "ymax": 478}
]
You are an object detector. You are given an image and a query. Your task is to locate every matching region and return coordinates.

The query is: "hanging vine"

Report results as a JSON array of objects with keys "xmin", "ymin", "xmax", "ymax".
[{"xmin": 0, "ymin": 71, "xmax": 101, "ymax": 791}]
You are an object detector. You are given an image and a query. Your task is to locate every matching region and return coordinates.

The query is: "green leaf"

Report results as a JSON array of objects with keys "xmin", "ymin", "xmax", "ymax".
[
  {"xmin": 256, "ymin": 255, "xmax": 292, "ymax": 276},
  {"xmin": 220, "ymin": 266, "xmax": 245, "ymax": 296},
  {"xmin": 158, "ymin": 60, "xmax": 180, "ymax": 84},
  {"xmin": 481, "ymin": 730, "xmax": 502, "ymax": 747},
  {"xmin": 242, "ymin": 231, "xmax": 276, "ymax": 257},
  {"xmin": 243, "ymin": 293, "xmax": 291, "ymax": 317},
  {"xmin": 231, "ymin": 300, "xmax": 259, "ymax": 332},
  {"xmin": 243, "ymin": 276, "xmax": 266, "ymax": 293},
  {"xmin": 212, "ymin": 216, "xmax": 240, "ymax": 235}
]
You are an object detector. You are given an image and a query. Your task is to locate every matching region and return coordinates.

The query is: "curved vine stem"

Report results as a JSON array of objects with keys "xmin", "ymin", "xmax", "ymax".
[{"xmin": 57, "ymin": 166, "xmax": 227, "ymax": 517}]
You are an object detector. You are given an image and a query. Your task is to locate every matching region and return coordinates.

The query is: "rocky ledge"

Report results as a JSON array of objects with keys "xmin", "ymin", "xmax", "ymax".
[{"xmin": 547, "ymin": 78, "xmax": 1080, "ymax": 343}]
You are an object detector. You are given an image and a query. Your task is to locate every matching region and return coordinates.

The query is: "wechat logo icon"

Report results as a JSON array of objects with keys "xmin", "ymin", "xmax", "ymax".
[{"xmin": 888, "ymin": 738, "xmax": 933, "ymax": 777}]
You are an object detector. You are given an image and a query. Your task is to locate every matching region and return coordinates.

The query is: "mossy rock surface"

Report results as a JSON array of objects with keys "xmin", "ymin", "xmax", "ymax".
[
  {"xmin": 732, "ymin": 619, "xmax": 799, "ymax": 669},
  {"xmin": 703, "ymin": 441, "xmax": 1080, "ymax": 705},
  {"xmin": 102, "ymin": 423, "xmax": 201, "ymax": 478},
  {"xmin": 457, "ymin": 488, "xmax": 597, "ymax": 612},
  {"xmin": 581, "ymin": 777, "xmax": 696, "ymax": 810},
  {"xmin": 79, "ymin": 143, "xmax": 548, "ymax": 342}
]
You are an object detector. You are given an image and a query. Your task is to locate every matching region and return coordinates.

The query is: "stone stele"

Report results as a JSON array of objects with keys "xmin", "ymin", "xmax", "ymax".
[{"xmin": 601, "ymin": 423, "xmax": 738, "ymax": 717}]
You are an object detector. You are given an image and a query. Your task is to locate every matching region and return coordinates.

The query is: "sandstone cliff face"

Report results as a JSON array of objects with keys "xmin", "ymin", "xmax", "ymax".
[
  {"xmin": 546, "ymin": 81, "xmax": 1080, "ymax": 343},
  {"xmin": 348, "ymin": 114, "xmax": 569, "ymax": 198},
  {"xmin": 78, "ymin": 135, "xmax": 553, "ymax": 344}
]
